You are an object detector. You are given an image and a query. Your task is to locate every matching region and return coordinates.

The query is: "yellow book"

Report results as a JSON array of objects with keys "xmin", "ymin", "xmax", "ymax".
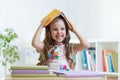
[
  {"xmin": 40, "ymin": 9, "xmax": 74, "ymax": 30},
  {"xmin": 11, "ymin": 74, "xmax": 57, "ymax": 77}
]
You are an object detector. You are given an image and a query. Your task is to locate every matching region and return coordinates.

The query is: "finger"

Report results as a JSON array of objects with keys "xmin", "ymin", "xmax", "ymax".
[
  {"xmin": 68, "ymin": 20, "xmax": 75, "ymax": 31},
  {"xmin": 41, "ymin": 17, "xmax": 50, "ymax": 26}
]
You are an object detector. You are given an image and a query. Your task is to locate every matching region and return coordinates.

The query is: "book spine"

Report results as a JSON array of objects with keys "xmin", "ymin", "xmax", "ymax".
[
  {"xmin": 111, "ymin": 52, "xmax": 118, "ymax": 72},
  {"xmin": 109, "ymin": 54, "xmax": 115, "ymax": 72},
  {"xmin": 12, "ymin": 70, "xmax": 49, "ymax": 74},
  {"xmin": 11, "ymin": 74, "xmax": 56, "ymax": 77},
  {"xmin": 102, "ymin": 50, "xmax": 107, "ymax": 72},
  {"xmin": 11, "ymin": 66, "xmax": 48, "ymax": 70},
  {"xmin": 81, "ymin": 50, "xmax": 88, "ymax": 70}
]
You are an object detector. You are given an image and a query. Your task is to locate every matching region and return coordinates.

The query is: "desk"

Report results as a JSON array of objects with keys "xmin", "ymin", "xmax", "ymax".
[
  {"xmin": 104, "ymin": 74, "xmax": 118, "ymax": 80},
  {"xmin": 5, "ymin": 76, "xmax": 105, "ymax": 80},
  {"xmin": 5, "ymin": 74, "xmax": 118, "ymax": 80}
]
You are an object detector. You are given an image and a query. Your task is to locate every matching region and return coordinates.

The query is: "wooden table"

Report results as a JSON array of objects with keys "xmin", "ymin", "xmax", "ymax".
[
  {"xmin": 5, "ymin": 76, "xmax": 105, "ymax": 80},
  {"xmin": 5, "ymin": 73, "xmax": 118, "ymax": 80}
]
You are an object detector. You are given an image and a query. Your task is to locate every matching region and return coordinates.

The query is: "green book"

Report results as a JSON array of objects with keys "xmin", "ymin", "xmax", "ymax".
[
  {"xmin": 11, "ymin": 74, "xmax": 57, "ymax": 77},
  {"xmin": 11, "ymin": 65, "xmax": 49, "ymax": 70},
  {"xmin": 111, "ymin": 53, "xmax": 118, "ymax": 72}
]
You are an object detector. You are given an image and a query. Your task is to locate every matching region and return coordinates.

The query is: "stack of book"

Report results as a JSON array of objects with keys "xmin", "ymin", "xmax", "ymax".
[
  {"xmin": 102, "ymin": 50, "xmax": 118, "ymax": 72},
  {"xmin": 81, "ymin": 47, "xmax": 96, "ymax": 71},
  {"xmin": 11, "ymin": 65, "xmax": 56, "ymax": 77}
]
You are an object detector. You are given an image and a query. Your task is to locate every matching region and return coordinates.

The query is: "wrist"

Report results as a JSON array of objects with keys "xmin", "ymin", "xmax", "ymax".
[
  {"xmin": 39, "ymin": 24, "xmax": 44, "ymax": 29},
  {"xmin": 73, "ymin": 29, "xmax": 77, "ymax": 34}
]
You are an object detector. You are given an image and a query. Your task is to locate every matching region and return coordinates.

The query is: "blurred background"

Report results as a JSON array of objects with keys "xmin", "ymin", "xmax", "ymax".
[{"xmin": 0, "ymin": 0, "xmax": 120, "ymax": 78}]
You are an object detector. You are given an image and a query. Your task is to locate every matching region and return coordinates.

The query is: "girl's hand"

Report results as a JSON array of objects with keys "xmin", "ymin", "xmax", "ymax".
[
  {"xmin": 40, "ymin": 17, "xmax": 50, "ymax": 28},
  {"xmin": 71, "ymin": 26, "xmax": 76, "ymax": 33},
  {"xmin": 68, "ymin": 21, "xmax": 76, "ymax": 33}
]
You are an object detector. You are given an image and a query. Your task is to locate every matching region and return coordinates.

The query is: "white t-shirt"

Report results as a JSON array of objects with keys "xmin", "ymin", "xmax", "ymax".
[{"xmin": 48, "ymin": 43, "xmax": 74, "ymax": 72}]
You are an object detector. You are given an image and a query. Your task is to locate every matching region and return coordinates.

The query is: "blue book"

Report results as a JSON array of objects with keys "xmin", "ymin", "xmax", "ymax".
[
  {"xmin": 81, "ymin": 50, "xmax": 88, "ymax": 70},
  {"xmin": 109, "ymin": 54, "xmax": 115, "ymax": 72}
]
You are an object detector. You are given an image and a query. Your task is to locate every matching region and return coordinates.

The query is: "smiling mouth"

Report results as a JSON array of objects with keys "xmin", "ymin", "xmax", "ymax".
[{"xmin": 56, "ymin": 35, "xmax": 63, "ymax": 39}]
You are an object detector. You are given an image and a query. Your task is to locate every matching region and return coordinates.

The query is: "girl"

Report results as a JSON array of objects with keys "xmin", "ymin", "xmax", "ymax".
[{"xmin": 32, "ymin": 15, "xmax": 90, "ymax": 72}]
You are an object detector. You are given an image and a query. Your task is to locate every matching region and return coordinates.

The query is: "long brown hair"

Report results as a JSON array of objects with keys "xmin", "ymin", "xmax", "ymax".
[{"xmin": 37, "ymin": 15, "xmax": 75, "ymax": 69}]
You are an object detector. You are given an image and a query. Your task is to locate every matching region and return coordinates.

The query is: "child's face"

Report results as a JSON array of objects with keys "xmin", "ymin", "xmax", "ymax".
[{"xmin": 50, "ymin": 19, "xmax": 66, "ymax": 43}]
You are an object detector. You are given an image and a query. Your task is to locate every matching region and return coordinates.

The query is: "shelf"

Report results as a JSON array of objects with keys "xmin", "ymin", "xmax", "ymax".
[{"xmin": 74, "ymin": 39, "xmax": 119, "ymax": 75}]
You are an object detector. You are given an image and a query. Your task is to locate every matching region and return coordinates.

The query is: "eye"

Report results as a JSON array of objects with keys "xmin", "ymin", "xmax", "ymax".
[
  {"xmin": 61, "ymin": 27, "xmax": 65, "ymax": 30},
  {"xmin": 53, "ymin": 28, "xmax": 58, "ymax": 31}
]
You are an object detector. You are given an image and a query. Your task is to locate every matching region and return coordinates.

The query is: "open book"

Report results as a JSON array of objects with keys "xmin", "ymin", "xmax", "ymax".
[
  {"xmin": 40, "ymin": 9, "xmax": 74, "ymax": 30},
  {"xmin": 53, "ymin": 70, "xmax": 104, "ymax": 78}
]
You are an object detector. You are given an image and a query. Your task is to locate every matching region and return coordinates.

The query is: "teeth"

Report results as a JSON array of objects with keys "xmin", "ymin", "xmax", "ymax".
[
  {"xmin": 56, "ymin": 35, "xmax": 62, "ymax": 38},
  {"xmin": 57, "ymin": 35, "xmax": 62, "ymax": 37}
]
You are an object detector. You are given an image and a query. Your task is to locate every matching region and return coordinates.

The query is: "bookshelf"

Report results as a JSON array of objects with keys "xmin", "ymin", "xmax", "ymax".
[{"xmin": 71, "ymin": 39, "xmax": 119, "ymax": 76}]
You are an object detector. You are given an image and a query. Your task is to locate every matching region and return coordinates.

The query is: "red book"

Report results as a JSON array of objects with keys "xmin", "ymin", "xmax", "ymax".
[{"xmin": 102, "ymin": 50, "xmax": 108, "ymax": 72}]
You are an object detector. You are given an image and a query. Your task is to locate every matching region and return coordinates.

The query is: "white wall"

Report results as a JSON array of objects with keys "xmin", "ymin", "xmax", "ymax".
[
  {"xmin": 0, "ymin": 0, "xmax": 120, "ymax": 77},
  {"xmin": 0, "ymin": 0, "xmax": 120, "ymax": 44}
]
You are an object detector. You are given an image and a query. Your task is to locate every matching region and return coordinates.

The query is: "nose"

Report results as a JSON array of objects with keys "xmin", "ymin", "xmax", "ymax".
[{"xmin": 57, "ymin": 29, "xmax": 61, "ymax": 34}]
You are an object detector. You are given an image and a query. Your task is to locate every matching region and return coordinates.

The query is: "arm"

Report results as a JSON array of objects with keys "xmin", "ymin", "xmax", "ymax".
[
  {"xmin": 32, "ymin": 17, "xmax": 49, "ymax": 51},
  {"xmin": 71, "ymin": 28, "xmax": 90, "ymax": 54}
]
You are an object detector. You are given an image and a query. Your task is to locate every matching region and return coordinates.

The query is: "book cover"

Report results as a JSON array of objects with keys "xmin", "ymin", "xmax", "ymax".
[
  {"xmin": 11, "ymin": 65, "xmax": 48, "ymax": 70},
  {"xmin": 90, "ymin": 53, "xmax": 96, "ymax": 71},
  {"xmin": 102, "ymin": 50, "xmax": 109, "ymax": 72},
  {"xmin": 84, "ymin": 47, "xmax": 96, "ymax": 71},
  {"xmin": 53, "ymin": 70, "xmax": 104, "ymax": 78},
  {"xmin": 40, "ymin": 9, "xmax": 73, "ymax": 30},
  {"xmin": 81, "ymin": 50, "xmax": 88, "ymax": 70},
  {"xmin": 102, "ymin": 50, "xmax": 118, "ymax": 72},
  {"xmin": 12, "ymin": 70, "xmax": 49, "ymax": 74},
  {"xmin": 106, "ymin": 53, "xmax": 113, "ymax": 72},
  {"xmin": 111, "ymin": 52, "xmax": 118, "ymax": 72},
  {"xmin": 109, "ymin": 54, "xmax": 115, "ymax": 72}
]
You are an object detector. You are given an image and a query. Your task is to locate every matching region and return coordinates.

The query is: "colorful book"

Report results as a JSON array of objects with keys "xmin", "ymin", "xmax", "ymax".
[
  {"xmin": 111, "ymin": 52, "xmax": 118, "ymax": 72},
  {"xmin": 102, "ymin": 50, "xmax": 109, "ymax": 72},
  {"xmin": 53, "ymin": 70, "xmax": 104, "ymax": 78},
  {"xmin": 11, "ymin": 65, "xmax": 49, "ymax": 70},
  {"xmin": 106, "ymin": 53, "xmax": 113, "ymax": 72},
  {"xmin": 40, "ymin": 9, "xmax": 74, "ymax": 30},
  {"xmin": 81, "ymin": 50, "xmax": 88, "ymax": 70},
  {"xmin": 11, "ymin": 74, "xmax": 57, "ymax": 77},
  {"xmin": 102, "ymin": 50, "xmax": 118, "ymax": 72},
  {"xmin": 12, "ymin": 70, "xmax": 49, "ymax": 74}
]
